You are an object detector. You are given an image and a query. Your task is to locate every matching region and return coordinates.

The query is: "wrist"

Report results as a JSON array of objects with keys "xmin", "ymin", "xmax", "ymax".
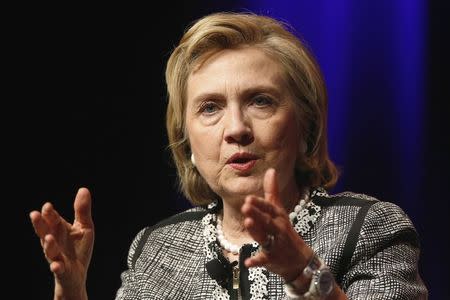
[
  {"xmin": 284, "ymin": 253, "xmax": 335, "ymax": 299},
  {"xmin": 283, "ymin": 256, "xmax": 314, "ymax": 295},
  {"xmin": 54, "ymin": 282, "xmax": 88, "ymax": 300}
]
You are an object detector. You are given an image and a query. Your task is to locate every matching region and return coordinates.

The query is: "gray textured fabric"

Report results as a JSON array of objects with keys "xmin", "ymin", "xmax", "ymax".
[{"xmin": 115, "ymin": 192, "xmax": 428, "ymax": 299}]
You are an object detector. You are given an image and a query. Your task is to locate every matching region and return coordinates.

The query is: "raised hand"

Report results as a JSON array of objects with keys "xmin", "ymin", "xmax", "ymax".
[
  {"xmin": 29, "ymin": 187, "xmax": 94, "ymax": 300},
  {"xmin": 241, "ymin": 168, "xmax": 313, "ymax": 282}
]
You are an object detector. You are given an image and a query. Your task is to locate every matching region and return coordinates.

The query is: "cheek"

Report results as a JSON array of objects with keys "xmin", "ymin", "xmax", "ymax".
[
  {"xmin": 277, "ymin": 131, "xmax": 299, "ymax": 164},
  {"xmin": 259, "ymin": 114, "xmax": 299, "ymax": 151},
  {"xmin": 188, "ymin": 124, "xmax": 222, "ymax": 160},
  {"xmin": 188, "ymin": 126, "xmax": 224, "ymax": 190}
]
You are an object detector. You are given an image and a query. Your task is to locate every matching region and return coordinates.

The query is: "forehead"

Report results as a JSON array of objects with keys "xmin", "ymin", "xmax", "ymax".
[{"xmin": 187, "ymin": 47, "xmax": 287, "ymax": 96}]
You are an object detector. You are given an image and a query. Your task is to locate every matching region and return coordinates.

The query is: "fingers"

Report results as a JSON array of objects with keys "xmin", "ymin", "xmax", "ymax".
[
  {"xmin": 30, "ymin": 203, "xmax": 66, "ymax": 272},
  {"xmin": 242, "ymin": 194, "xmax": 285, "ymax": 223},
  {"xmin": 29, "ymin": 210, "xmax": 49, "ymax": 240},
  {"xmin": 44, "ymin": 234, "xmax": 66, "ymax": 275},
  {"xmin": 242, "ymin": 168, "xmax": 296, "ymax": 270},
  {"xmin": 30, "ymin": 202, "xmax": 64, "ymax": 242},
  {"xmin": 49, "ymin": 260, "xmax": 66, "ymax": 275},
  {"xmin": 245, "ymin": 252, "xmax": 269, "ymax": 267},
  {"xmin": 264, "ymin": 168, "xmax": 282, "ymax": 207},
  {"xmin": 242, "ymin": 195, "xmax": 286, "ymax": 255},
  {"xmin": 42, "ymin": 202, "xmax": 62, "ymax": 227},
  {"xmin": 43, "ymin": 234, "xmax": 60, "ymax": 261},
  {"xmin": 241, "ymin": 169, "xmax": 285, "ymax": 232},
  {"xmin": 263, "ymin": 168, "xmax": 277, "ymax": 202},
  {"xmin": 243, "ymin": 196, "xmax": 275, "ymax": 230},
  {"xmin": 29, "ymin": 188, "xmax": 93, "ymax": 279},
  {"xmin": 29, "ymin": 187, "xmax": 93, "ymax": 241},
  {"xmin": 74, "ymin": 187, "xmax": 93, "ymax": 227}
]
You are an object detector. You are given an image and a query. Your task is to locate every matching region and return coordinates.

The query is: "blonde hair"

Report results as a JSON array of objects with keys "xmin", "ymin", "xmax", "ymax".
[{"xmin": 165, "ymin": 12, "xmax": 339, "ymax": 206}]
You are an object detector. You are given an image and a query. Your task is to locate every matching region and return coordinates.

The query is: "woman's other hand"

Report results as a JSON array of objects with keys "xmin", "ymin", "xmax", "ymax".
[{"xmin": 29, "ymin": 187, "xmax": 94, "ymax": 299}]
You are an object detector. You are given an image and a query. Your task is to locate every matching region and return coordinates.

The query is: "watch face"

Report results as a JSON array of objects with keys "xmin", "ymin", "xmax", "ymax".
[{"xmin": 317, "ymin": 269, "xmax": 334, "ymax": 295}]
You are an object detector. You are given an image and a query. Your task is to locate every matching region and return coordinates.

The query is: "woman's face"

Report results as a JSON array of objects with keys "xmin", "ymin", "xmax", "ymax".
[{"xmin": 186, "ymin": 47, "xmax": 301, "ymax": 201}]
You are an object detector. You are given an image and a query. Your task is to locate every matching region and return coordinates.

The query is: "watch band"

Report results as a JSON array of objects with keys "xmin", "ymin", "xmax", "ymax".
[{"xmin": 284, "ymin": 253, "xmax": 335, "ymax": 300}]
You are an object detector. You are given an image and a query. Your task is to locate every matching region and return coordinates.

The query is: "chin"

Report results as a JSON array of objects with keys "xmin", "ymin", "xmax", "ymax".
[{"xmin": 223, "ymin": 176, "xmax": 263, "ymax": 198}]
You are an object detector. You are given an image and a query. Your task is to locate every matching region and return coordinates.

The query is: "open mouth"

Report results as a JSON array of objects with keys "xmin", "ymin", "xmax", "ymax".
[
  {"xmin": 231, "ymin": 157, "xmax": 253, "ymax": 164},
  {"xmin": 226, "ymin": 152, "xmax": 259, "ymax": 171}
]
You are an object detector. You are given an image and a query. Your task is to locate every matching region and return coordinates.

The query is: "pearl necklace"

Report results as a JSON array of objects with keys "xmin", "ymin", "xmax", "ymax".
[
  {"xmin": 288, "ymin": 191, "xmax": 309, "ymax": 223},
  {"xmin": 216, "ymin": 217, "xmax": 241, "ymax": 254},
  {"xmin": 216, "ymin": 189, "xmax": 309, "ymax": 255},
  {"xmin": 204, "ymin": 187, "xmax": 324, "ymax": 299}
]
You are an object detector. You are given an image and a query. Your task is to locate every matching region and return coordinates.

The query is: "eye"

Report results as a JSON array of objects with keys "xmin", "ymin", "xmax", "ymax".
[
  {"xmin": 252, "ymin": 95, "xmax": 274, "ymax": 107},
  {"xmin": 199, "ymin": 101, "xmax": 220, "ymax": 114}
]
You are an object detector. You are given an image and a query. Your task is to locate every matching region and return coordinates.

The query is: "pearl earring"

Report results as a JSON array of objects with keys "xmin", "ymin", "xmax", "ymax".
[{"xmin": 191, "ymin": 153, "xmax": 196, "ymax": 166}]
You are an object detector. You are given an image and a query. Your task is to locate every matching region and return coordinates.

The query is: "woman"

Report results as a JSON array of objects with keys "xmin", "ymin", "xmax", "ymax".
[{"xmin": 30, "ymin": 12, "xmax": 428, "ymax": 299}]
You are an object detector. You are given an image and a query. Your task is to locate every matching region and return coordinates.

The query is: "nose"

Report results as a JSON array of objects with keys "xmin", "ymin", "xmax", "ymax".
[{"xmin": 223, "ymin": 108, "xmax": 254, "ymax": 145}]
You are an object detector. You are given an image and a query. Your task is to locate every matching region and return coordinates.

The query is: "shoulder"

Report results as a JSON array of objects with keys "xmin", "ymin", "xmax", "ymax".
[
  {"xmin": 148, "ymin": 206, "xmax": 208, "ymax": 232},
  {"xmin": 130, "ymin": 206, "xmax": 208, "ymax": 241},
  {"xmin": 310, "ymin": 190, "xmax": 380, "ymax": 232},
  {"xmin": 310, "ymin": 190, "xmax": 422, "ymax": 284},
  {"xmin": 314, "ymin": 189, "xmax": 421, "ymax": 254},
  {"xmin": 137, "ymin": 206, "xmax": 209, "ymax": 243},
  {"xmin": 126, "ymin": 206, "xmax": 209, "ymax": 267},
  {"xmin": 326, "ymin": 191, "xmax": 415, "ymax": 232},
  {"xmin": 320, "ymin": 194, "xmax": 428, "ymax": 297},
  {"xmin": 313, "ymin": 189, "xmax": 414, "ymax": 223},
  {"xmin": 359, "ymin": 199, "xmax": 420, "ymax": 248},
  {"xmin": 313, "ymin": 189, "xmax": 417, "ymax": 240},
  {"xmin": 312, "ymin": 189, "xmax": 379, "ymax": 208}
]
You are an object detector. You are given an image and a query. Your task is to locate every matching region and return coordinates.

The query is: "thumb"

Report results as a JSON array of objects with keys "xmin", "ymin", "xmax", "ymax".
[{"xmin": 74, "ymin": 187, "xmax": 93, "ymax": 227}]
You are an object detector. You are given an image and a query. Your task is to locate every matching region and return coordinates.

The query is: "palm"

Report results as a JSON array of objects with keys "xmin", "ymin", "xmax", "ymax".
[{"xmin": 54, "ymin": 217, "xmax": 94, "ymax": 280}]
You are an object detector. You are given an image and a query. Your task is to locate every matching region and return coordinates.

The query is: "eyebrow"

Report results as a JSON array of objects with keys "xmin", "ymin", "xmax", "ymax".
[
  {"xmin": 241, "ymin": 85, "xmax": 282, "ymax": 98},
  {"xmin": 190, "ymin": 85, "xmax": 283, "ymax": 104}
]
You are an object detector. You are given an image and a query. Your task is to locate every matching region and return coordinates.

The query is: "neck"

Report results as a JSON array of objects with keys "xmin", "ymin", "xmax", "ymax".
[
  {"xmin": 219, "ymin": 206, "xmax": 252, "ymax": 244},
  {"xmin": 216, "ymin": 187, "xmax": 309, "ymax": 256}
]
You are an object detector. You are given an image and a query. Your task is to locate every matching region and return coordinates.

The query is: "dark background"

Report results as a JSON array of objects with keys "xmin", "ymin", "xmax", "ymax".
[{"xmin": 8, "ymin": 1, "xmax": 449, "ymax": 299}]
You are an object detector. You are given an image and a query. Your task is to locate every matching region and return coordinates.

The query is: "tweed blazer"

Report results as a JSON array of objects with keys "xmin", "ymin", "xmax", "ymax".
[{"xmin": 115, "ymin": 191, "xmax": 428, "ymax": 299}]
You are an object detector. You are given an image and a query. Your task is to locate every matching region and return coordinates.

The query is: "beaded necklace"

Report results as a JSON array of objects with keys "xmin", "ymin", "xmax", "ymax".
[{"xmin": 216, "ymin": 190, "xmax": 310, "ymax": 255}]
